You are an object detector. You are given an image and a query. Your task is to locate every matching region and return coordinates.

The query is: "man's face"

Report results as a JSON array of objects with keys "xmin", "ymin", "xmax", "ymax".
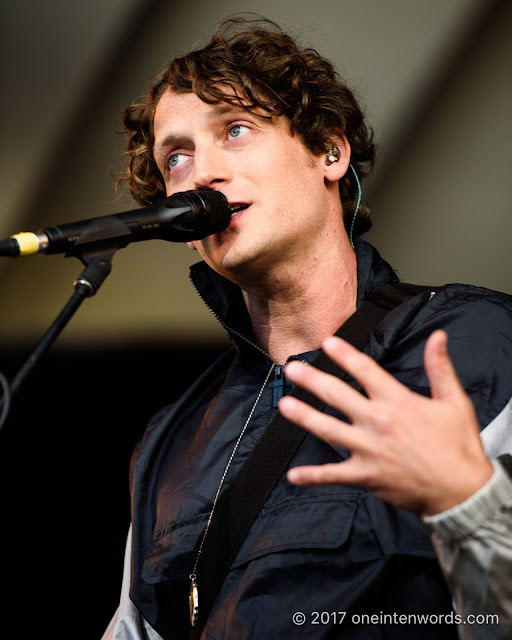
[{"xmin": 153, "ymin": 90, "xmax": 339, "ymax": 283}]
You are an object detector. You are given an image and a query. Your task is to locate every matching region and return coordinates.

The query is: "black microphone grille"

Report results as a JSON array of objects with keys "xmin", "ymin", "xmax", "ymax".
[
  {"xmin": 166, "ymin": 189, "xmax": 228, "ymax": 212},
  {"xmin": 191, "ymin": 190, "xmax": 232, "ymax": 233},
  {"xmin": 196, "ymin": 189, "xmax": 231, "ymax": 214},
  {"xmin": 159, "ymin": 189, "xmax": 232, "ymax": 241}
]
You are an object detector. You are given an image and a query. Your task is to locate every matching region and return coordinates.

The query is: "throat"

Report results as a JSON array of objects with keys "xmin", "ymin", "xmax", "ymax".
[
  {"xmin": 239, "ymin": 240, "xmax": 358, "ymax": 363},
  {"xmin": 243, "ymin": 283, "xmax": 357, "ymax": 364}
]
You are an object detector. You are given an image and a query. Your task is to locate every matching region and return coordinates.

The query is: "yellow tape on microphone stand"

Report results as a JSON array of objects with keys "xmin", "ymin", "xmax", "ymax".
[{"xmin": 12, "ymin": 232, "xmax": 39, "ymax": 256}]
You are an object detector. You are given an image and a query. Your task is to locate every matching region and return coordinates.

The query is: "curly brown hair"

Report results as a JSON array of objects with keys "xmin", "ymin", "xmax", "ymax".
[{"xmin": 118, "ymin": 15, "xmax": 376, "ymax": 236}]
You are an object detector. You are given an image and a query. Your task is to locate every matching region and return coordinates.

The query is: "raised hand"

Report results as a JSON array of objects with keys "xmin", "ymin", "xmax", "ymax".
[{"xmin": 280, "ymin": 330, "xmax": 493, "ymax": 515}]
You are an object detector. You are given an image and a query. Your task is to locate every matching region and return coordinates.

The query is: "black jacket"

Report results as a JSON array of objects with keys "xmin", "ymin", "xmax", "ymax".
[{"xmin": 128, "ymin": 239, "xmax": 512, "ymax": 639}]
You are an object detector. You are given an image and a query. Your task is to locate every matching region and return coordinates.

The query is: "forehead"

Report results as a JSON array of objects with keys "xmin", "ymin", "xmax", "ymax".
[{"xmin": 154, "ymin": 91, "xmax": 255, "ymax": 134}]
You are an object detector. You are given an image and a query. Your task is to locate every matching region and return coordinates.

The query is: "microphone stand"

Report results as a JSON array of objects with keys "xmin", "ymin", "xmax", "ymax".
[{"xmin": 0, "ymin": 242, "xmax": 122, "ymax": 429}]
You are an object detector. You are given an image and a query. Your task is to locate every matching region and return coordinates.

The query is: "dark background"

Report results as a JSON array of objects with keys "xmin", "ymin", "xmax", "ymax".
[{"xmin": 0, "ymin": 340, "xmax": 226, "ymax": 637}]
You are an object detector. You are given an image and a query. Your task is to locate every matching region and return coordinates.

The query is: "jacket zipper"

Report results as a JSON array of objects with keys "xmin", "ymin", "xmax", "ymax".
[
  {"xmin": 272, "ymin": 365, "xmax": 285, "ymax": 407},
  {"xmin": 190, "ymin": 276, "xmax": 309, "ymax": 407},
  {"xmin": 190, "ymin": 276, "xmax": 274, "ymax": 362}
]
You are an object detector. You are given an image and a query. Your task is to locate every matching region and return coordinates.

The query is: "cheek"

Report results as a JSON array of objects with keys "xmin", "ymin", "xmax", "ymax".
[{"xmin": 253, "ymin": 157, "xmax": 301, "ymax": 197}]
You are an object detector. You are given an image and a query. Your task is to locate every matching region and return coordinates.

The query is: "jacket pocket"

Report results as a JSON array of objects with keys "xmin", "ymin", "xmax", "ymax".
[{"xmin": 231, "ymin": 489, "xmax": 371, "ymax": 568}]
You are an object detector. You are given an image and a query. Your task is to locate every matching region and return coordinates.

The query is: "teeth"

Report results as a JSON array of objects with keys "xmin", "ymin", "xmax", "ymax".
[{"xmin": 230, "ymin": 204, "xmax": 247, "ymax": 215}]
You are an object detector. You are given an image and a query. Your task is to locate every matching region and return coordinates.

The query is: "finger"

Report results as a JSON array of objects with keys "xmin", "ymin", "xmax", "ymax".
[
  {"xmin": 423, "ymin": 330, "xmax": 464, "ymax": 401},
  {"xmin": 284, "ymin": 360, "xmax": 369, "ymax": 422},
  {"xmin": 278, "ymin": 395, "xmax": 364, "ymax": 451},
  {"xmin": 287, "ymin": 460, "xmax": 360, "ymax": 486},
  {"xmin": 322, "ymin": 336, "xmax": 405, "ymax": 400}
]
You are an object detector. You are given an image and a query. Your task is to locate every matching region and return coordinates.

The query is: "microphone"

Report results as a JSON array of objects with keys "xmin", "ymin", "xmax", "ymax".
[{"xmin": 0, "ymin": 189, "xmax": 232, "ymax": 258}]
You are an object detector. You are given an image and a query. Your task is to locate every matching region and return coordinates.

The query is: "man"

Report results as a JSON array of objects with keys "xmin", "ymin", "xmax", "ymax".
[{"xmin": 104, "ymin": 16, "xmax": 512, "ymax": 640}]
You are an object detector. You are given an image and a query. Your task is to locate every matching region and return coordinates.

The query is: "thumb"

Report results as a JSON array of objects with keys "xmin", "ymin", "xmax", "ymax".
[{"xmin": 424, "ymin": 330, "xmax": 464, "ymax": 400}]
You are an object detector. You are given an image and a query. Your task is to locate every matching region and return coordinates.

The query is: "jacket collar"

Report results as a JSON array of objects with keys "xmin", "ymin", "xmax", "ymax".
[{"xmin": 189, "ymin": 237, "xmax": 398, "ymax": 346}]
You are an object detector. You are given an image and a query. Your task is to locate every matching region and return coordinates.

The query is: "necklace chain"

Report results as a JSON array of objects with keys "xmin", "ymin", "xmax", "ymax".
[{"xmin": 189, "ymin": 362, "xmax": 276, "ymax": 626}]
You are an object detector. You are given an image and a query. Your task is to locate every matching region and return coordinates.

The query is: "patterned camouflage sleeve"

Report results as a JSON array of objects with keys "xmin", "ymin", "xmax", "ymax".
[{"xmin": 424, "ymin": 457, "xmax": 512, "ymax": 640}]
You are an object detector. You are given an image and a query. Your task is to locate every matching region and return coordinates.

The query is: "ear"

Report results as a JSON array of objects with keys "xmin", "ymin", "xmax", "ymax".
[
  {"xmin": 323, "ymin": 132, "xmax": 351, "ymax": 184},
  {"xmin": 186, "ymin": 241, "xmax": 199, "ymax": 251}
]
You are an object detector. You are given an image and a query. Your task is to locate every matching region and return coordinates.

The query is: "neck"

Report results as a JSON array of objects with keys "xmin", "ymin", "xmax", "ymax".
[{"xmin": 241, "ymin": 236, "xmax": 358, "ymax": 364}]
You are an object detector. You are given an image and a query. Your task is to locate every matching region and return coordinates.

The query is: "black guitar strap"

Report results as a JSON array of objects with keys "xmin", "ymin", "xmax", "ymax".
[{"xmin": 190, "ymin": 282, "xmax": 436, "ymax": 637}]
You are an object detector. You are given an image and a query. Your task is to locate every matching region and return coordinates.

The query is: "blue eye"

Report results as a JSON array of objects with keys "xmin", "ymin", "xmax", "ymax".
[
  {"xmin": 228, "ymin": 124, "xmax": 249, "ymax": 139},
  {"xmin": 168, "ymin": 153, "xmax": 186, "ymax": 170}
]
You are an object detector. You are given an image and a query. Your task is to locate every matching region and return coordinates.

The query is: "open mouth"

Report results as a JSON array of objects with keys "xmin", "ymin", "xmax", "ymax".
[{"xmin": 230, "ymin": 204, "xmax": 249, "ymax": 216}]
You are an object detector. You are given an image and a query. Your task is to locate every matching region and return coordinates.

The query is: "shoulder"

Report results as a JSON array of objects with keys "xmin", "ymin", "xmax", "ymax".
[
  {"xmin": 399, "ymin": 281, "xmax": 512, "ymax": 345},
  {"xmin": 377, "ymin": 283, "xmax": 512, "ymax": 429},
  {"xmin": 415, "ymin": 283, "xmax": 512, "ymax": 356},
  {"xmin": 428, "ymin": 282, "xmax": 512, "ymax": 321}
]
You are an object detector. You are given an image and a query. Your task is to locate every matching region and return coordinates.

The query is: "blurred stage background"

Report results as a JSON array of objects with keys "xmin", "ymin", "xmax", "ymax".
[{"xmin": 0, "ymin": 0, "xmax": 510, "ymax": 636}]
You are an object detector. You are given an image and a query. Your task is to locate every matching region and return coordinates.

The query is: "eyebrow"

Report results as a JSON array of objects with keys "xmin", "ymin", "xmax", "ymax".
[{"xmin": 153, "ymin": 134, "xmax": 184, "ymax": 162}]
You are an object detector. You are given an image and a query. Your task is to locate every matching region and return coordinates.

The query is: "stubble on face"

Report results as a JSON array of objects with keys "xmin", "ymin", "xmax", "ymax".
[{"xmin": 153, "ymin": 90, "xmax": 335, "ymax": 291}]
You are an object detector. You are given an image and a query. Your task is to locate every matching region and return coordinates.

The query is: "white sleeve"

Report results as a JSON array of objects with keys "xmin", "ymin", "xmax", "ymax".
[
  {"xmin": 101, "ymin": 525, "xmax": 163, "ymax": 640},
  {"xmin": 481, "ymin": 396, "xmax": 512, "ymax": 458}
]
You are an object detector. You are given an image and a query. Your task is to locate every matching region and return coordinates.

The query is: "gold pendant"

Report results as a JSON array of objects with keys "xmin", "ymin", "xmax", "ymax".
[{"xmin": 189, "ymin": 575, "xmax": 199, "ymax": 627}]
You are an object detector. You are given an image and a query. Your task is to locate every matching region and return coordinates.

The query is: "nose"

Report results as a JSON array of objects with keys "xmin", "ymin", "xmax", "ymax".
[{"xmin": 192, "ymin": 145, "xmax": 232, "ymax": 190}]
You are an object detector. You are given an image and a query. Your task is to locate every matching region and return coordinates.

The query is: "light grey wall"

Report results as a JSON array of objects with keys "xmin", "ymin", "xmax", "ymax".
[
  {"xmin": 0, "ymin": 0, "xmax": 509, "ymax": 347},
  {"xmin": 366, "ymin": 0, "xmax": 512, "ymax": 292}
]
